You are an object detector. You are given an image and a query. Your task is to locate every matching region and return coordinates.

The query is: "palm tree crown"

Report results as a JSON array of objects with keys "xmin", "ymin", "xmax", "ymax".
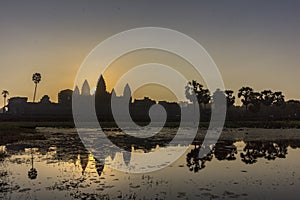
[
  {"xmin": 32, "ymin": 73, "xmax": 42, "ymax": 102},
  {"xmin": 32, "ymin": 73, "xmax": 41, "ymax": 84},
  {"xmin": 2, "ymin": 90, "xmax": 9, "ymax": 98}
]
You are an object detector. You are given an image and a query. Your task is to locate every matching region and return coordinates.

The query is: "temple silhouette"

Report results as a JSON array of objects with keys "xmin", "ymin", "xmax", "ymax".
[
  {"xmin": 4, "ymin": 74, "xmax": 300, "ymax": 123},
  {"xmin": 5, "ymin": 75, "xmax": 182, "ymax": 122}
]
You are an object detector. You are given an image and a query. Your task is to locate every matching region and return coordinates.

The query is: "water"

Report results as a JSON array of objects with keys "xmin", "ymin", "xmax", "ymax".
[{"xmin": 1, "ymin": 128, "xmax": 300, "ymax": 199}]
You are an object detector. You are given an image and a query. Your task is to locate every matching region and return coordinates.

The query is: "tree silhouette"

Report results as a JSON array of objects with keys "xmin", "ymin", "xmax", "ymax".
[
  {"xmin": 212, "ymin": 89, "xmax": 225, "ymax": 108},
  {"xmin": 1, "ymin": 90, "xmax": 9, "ymax": 113},
  {"xmin": 225, "ymin": 90, "xmax": 235, "ymax": 107},
  {"xmin": 273, "ymin": 91, "xmax": 285, "ymax": 106},
  {"xmin": 273, "ymin": 91, "xmax": 285, "ymax": 119},
  {"xmin": 260, "ymin": 90, "xmax": 275, "ymax": 119},
  {"xmin": 260, "ymin": 90, "xmax": 275, "ymax": 107},
  {"xmin": 32, "ymin": 73, "xmax": 41, "ymax": 103},
  {"xmin": 248, "ymin": 92, "xmax": 261, "ymax": 113},
  {"xmin": 185, "ymin": 80, "xmax": 202, "ymax": 104},
  {"xmin": 185, "ymin": 80, "xmax": 212, "ymax": 107},
  {"xmin": 201, "ymin": 89, "xmax": 211, "ymax": 110},
  {"xmin": 185, "ymin": 80, "xmax": 202, "ymax": 123},
  {"xmin": 238, "ymin": 87, "xmax": 253, "ymax": 112}
]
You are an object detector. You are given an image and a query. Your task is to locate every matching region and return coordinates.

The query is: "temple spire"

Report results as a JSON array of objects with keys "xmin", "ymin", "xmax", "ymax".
[
  {"xmin": 123, "ymin": 83, "xmax": 132, "ymax": 102},
  {"xmin": 81, "ymin": 80, "xmax": 91, "ymax": 96},
  {"xmin": 74, "ymin": 86, "xmax": 80, "ymax": 95},
  {"xmin": 96, "ymin": 75, "xmax": 107, "ymax": 95}
]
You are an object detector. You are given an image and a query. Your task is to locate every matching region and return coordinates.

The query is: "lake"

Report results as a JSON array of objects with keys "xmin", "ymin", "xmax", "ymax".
[{"xmin": 1, "ymin": 128, "xmax": 300, "ymax": 199}]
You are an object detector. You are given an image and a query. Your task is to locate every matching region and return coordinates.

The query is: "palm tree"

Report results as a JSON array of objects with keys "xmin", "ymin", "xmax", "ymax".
[
  {"xmin": 32, "ymin": 73, "xmax": 41, "ymax": 102},
  {"xmin": 2, "ymin": 90, "xmax": 9, "ymax": 113},
  {"xmin": 225, "ymin": 90, "xmax": 235, "ymax": 107},
  {"xmin": 238, "ymin": 87, "xmax": 253, "ymax": 112}
]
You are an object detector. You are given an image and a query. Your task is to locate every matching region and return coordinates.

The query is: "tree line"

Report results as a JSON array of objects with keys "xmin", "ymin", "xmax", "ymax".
[{"xmin": 185, "ymin": 80, "xmax": 299, "ymax": 121}]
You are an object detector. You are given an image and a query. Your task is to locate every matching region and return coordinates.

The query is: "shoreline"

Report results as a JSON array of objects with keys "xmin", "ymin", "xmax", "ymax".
[
  {"xmin": 2, "ymin": 121, "xmax": 300, "ymax": 148},
  {"xmin": 1, "ymin": 120, "xmax": 300, "ymax": 130}
]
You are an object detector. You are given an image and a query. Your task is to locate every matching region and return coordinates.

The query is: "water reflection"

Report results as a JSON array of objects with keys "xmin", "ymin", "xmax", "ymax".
[
  {"xmin": 1, "ymin": 128, "xmax": 300, "ymax": 199},
  {"xmin": 104, "ymin": 127, "xmax": 177, "ymax": 153},
  {"xmin": 240, "ymin": 141, "xmax": 288, "ymax": 164},
  {"xmin": 95, "ymin": 158, "xmax": 105, "ymax": 177},
  {"xmin": 186, "ymin": 145, "xmax": 213, "ymax": 173},
  {"xmin": 186, "ymin": 139, "xmax": 294, "ymax": 172},
  {"xmin": 27, "ymin": 149, "xmax": 37, "ymax": 180},
  {"xmin": 186, "ymin": 141, "xmax": 237, "ymax": 172},
  {"xmin": 214, "ymin": 141, "xmax": 237, "ymax": 161}
]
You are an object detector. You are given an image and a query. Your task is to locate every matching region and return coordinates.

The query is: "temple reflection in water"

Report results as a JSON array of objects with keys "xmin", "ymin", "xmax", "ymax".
[
  {"xmin": 1, "ymin": 129, "xmax": 300, "ymax": 177},
  {"xmin": 2, "ymin": 128, "xmax": 300, "ymax": 199}
]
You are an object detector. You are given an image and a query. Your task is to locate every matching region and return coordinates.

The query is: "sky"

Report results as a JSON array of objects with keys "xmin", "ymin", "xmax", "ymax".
[{"xmin": 1, "ymin": 0, "xmax": 300, "ymax": 107}]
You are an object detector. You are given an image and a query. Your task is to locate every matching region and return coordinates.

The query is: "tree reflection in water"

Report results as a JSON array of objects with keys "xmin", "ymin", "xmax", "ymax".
[
  {"xmin": 3, "ymin": 131, "xmax": 106, "ymax": 180},
  {"xmin": 186, "ymin": 141, "xmax": 238, "ymax": 173},
  {"xmin": 186, "ymin": 145, "xmax": 213, "ymax": 173},
  {"xmin": 214, "ymin": 141, "xmax": 237, "ymax": 161},
  {"xmin": 3, "ymin": 129, "xmax": 300, "ymax": 178},
  {"xmin": 28, "ymin": 149, "xmax": 37, "ymax": 180},
  {"xmin": 240, "ymin": 141, "xmax": 288, "ymax": 164},
  {"xmin": 186, "ymin": 139, "xmax": 296, "ymax": 172}
]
